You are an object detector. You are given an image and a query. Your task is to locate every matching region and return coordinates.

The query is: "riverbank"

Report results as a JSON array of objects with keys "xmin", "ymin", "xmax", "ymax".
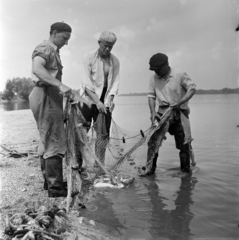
[{"xmin": 0, "ymin": 110, "xmax": 125, "ymax": 239}]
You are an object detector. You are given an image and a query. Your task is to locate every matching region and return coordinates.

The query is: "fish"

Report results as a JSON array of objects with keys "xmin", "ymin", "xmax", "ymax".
[{"xmin": 93, "ymin": 174, "xmax": 135, "ymax": 188}]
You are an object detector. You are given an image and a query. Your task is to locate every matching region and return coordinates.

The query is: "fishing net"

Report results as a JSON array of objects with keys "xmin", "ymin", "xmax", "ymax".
[{"xmin": 64, "ymin": 100, "xmax": 173, "ymax": 181}]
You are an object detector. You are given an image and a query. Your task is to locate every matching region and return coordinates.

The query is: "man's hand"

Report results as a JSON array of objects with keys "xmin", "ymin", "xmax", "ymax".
[
  {"xmin": 109, "ymin": 102, "xmax": 115, "ymax": 112},
  {"xmin": 170, "ymin": 88, "xmax": 196, "ymax": 109},
  {"xmin": 108, "ymin": 95, "xmax": 115, "ymax": 112},
  {"xmin": 96, "ymin": 101, "xmax": 107, "ymax": 114},
  {"xmin": 150, "ymin": 112, "xmax": 161, "ymax": 125},
  {"xmin": 70, "ymin": 89, "xmax": 86, "ymax": 104},
  {"xmin": 170, "ymin": 101, "xmax": 181, "ymax": 109},
  {"xmin": 59, "ymin": 83, "xmax": 72, "ymax": 98}
]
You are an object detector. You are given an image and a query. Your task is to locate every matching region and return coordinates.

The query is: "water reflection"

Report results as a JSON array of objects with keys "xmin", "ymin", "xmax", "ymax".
[
  {"xmin": 83, "ymin": 174, "xmax": 198, "ymax": 240},
  {"xmin": 0, "ymin": 101, "xmax": 30, "ymax": 111},
  {"xmin": 147, "ymin": 174, "xmax": 198, "ymax": 240},
  {"xmin": 84, "ymin": 188, "xmax": 127, "ymax": 231},
  {"xmin": 170, "ymin": 176, "xmax": 197, "ymax": 240}
]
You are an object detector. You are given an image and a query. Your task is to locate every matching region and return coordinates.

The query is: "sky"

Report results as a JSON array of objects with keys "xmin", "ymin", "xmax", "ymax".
[{"xmin": 0, "ymin": 0, "xmax": 239, "ymax": 94}]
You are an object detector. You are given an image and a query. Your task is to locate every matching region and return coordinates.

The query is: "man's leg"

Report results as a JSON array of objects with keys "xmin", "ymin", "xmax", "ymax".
[
  {"xmin": 145, "ymin": 112, "xmax": 169, "ymax": 175},
  {"xmin": 169, "ymin": 111, "xmax": 191, "ymax": 173},
  {"xmin": 45, "ymin": 155, "xmax": 67, "ymax": 198},
  {"xmin": 40, "ymin": 156, "xmax": 48, "ymax": 190},
  {"xmin": 76, "ymin": 102, "xmax": 94, "ymax": 171},
  {"xmin": 146, "ymin": 130, "xmax": 160, "ymax": 175},
  {"xmin": 93, "ymin": 108, "xmax": 111, "ymax": 165},
  {"xmin": 179, "ymin": 144, "xmax": 191, "ymax": 173}
]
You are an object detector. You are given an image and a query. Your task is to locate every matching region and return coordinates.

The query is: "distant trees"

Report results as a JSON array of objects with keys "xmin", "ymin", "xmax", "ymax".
[
  {"xmin": 196, "ymin": 88, "xmax": 239, "ymax": 94},
  {"xmin": 2, "ymin": 78, "xmax": 34, "ymax": 101},
  {"xmin": 119, "ymin": 88, "xmax": 239, "ymax": 96}
]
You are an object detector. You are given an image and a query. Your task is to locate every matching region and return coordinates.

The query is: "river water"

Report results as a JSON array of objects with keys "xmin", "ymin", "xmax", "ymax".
[
  {"xmin": 84, "ymin": 94, "xmax": 239, "ymax": 240},
  {"xmin": 1, "ymin": 94, "xmax": 238, "ymax": 239}
]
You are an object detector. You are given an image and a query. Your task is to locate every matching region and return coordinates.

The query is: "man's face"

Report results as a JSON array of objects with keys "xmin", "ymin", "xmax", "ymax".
[
  {"xmin": 98, "ymin": 41, "xmax": 114, "ymax": 57},
  {"xmin": 52, "ymin": 31, "xmax": 71, "ymax": 49},
  {"xmin": 154, "ymin": 66, "xmax": 170, "ymax": 78},
  {"xmin": 154, "ymin": 69, "xmax": 163, "ymax": 77}
]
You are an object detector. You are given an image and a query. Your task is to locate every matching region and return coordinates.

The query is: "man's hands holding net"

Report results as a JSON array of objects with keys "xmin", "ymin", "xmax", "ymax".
[{"xmin": 150, "ymin": 112, "xmax": 161, "ymax": 126}]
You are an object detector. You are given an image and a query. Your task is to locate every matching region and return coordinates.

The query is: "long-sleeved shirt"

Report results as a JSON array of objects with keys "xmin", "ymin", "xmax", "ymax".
[
  {"xmin": 80, "ymin": 49, "xmax": 120, "ymax": 107},
  {"xmin": 148, "ymin": 68, "xmax": 196, "ymax": 113}
]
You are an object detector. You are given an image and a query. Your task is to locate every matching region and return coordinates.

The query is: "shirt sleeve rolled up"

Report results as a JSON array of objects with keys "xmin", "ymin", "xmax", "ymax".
[{"xmin": 180, "ymin": 72, "xmax": 196, "ymax": 91}]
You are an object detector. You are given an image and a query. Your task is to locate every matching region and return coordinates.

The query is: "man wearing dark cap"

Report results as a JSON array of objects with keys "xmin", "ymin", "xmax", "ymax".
[
  {"xmin": 146, "ymin": 53, "xmax": 196, "ymax": 175},
  {"xmin": 79, "ymin": 31, "xmax": 120, "ymax": 167},
  {"xmin": 29, "ymin": 22, "xmax": 82, "ymax": 197}
]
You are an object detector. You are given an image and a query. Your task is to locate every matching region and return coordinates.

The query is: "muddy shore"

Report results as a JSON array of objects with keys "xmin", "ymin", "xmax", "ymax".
[{"xmin": 0, "ymin": 109, "xmax": 125, "ymax": 239}]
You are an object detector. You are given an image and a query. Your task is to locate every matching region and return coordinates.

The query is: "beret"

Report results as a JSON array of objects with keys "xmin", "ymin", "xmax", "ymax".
[
  {"xmin": 149, "ymin": 53, "xmax": 168, "ymax": 70},
  {"xmin": 50, "ymin": 22, "xmax": 72, "ymax": 33},
  {"xmin": 99, "ymin": 31, "xmax": 117, "ymax": 44}
]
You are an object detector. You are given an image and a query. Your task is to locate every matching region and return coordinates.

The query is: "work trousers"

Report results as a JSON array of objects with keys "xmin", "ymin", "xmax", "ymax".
[{"xmin": 168, "ymin": 109, "xmax": 191, "ymax": 172}]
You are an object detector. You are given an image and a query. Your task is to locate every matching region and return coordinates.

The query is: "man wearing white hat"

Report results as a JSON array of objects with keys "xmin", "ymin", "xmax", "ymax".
[{"xmin": 79, "ymin": 31, "xmax": 120, "ymax": 166}]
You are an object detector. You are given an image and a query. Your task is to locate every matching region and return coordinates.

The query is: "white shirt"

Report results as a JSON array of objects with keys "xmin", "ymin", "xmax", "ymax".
[{"xmin": 80, "ymin": 49, "xmax": 120, "ymax": 107}]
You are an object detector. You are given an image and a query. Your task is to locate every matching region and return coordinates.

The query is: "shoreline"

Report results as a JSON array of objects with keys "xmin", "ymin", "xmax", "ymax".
[{"xmin": 0, "ymin": 110, "xmax": 125, "ymax": 239}]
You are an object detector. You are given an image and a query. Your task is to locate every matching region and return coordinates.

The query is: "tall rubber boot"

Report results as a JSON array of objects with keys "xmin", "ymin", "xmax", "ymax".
[
  {"xmin": 179, "ymin": 149, "xmax": 191, "ymax": 173},
  {"xmin": 147, "ymin": 153, "xmax": 158, "ymax": 175},
  {"xmin": 40, "ymin": 156, "xmax": 48, "ymax": 190},
  {"xmin": 75, "ymin": 130, "xmax": 83, "ymax": 172},
  {"xmin": 45, "ymin": 156, "xmax": 67, "ymax": 198}
]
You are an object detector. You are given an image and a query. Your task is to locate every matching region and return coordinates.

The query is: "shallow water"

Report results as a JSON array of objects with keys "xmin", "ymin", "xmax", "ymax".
[
  {"xmin": 81, "ymin": 94, "xmax": 239, "ymax": 240},
  {"xmin": 1, "ymin": 94, "xmax": 238, "ymax": 239}
]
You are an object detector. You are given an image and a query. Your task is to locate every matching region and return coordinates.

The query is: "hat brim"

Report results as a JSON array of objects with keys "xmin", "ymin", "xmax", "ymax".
[{"xmin": 149, "ymin": 66, "xmax": 161, "ymax": 71}]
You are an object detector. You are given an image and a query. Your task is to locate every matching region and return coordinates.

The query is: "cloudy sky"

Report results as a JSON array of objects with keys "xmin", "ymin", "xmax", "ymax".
[{"xmin": 0, "ymin": 0, "xmax": 239, "ymax": 94}]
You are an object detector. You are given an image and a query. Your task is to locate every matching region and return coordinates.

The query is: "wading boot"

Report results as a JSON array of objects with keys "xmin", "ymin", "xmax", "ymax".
[
  {"xmin": 45, "ymin": 156, "xmax": 67, "ymax": 198},
  {"xmin": 147, "ymin": 153, "xmax": 158, "ymax": 175},
  {"xmin": 179, "ymin": 150, "xmax": 191, "ymax": 174},
  {"xmin": 40, "ymin": 156, "xmax": 48, "ymax": 190}
]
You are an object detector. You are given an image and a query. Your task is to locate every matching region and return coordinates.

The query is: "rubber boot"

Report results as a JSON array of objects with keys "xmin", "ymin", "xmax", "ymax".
[
  {"xmin": 40, "ymin": 156, "xmax": 48, "ymax": 190},
  {"xmin": 179, "ymin": 150, "xmax": 191, "ymax": 173},
  {"xmin": 45, "ymin": 156, "xmax": 67, "ymax": 198},
  {"xmin": 147, "ymin": 153, "xmax": 158, "ymax": 175}
]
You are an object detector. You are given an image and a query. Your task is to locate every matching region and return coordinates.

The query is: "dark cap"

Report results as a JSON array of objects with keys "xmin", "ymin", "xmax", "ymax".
[
  {"xmin": 149, "ymin": 53, "xmax": 168, "ymax": 70},
  {"xmin": 50, "ymin": 22, "xmax": 72, "ymax": 33}
]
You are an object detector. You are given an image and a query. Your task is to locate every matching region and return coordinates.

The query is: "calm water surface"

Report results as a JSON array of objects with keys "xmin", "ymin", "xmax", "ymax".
[
  {"xmin": 84, "ymin": 94, "xmax": 239, "ymax": 240},
  {"xmin": 1, "ymin": 95, "xmax": 238, "ymax": 239}
]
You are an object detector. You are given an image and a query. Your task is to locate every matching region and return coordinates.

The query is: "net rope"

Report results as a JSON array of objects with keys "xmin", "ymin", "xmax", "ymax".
[{"xmin": 64, "ymin": 101, "xmax": 173, "ymax": 179}]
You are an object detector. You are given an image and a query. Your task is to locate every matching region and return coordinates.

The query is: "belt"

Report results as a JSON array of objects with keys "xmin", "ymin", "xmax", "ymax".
[{"xmin": 158, "ymin": 105, "xmax": 170, "ymax": 109}]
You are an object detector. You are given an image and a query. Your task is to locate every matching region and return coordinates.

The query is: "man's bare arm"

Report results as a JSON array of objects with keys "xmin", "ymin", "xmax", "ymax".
[
  {"xmin": 32, "ymin": 56, "xmax": 72, "ymax": 96},
  {"xmin": 85, "ymin": 88, "xmax": 106, "ymax": 113},
  {"xmin": 148, "ymin": 97, "xmax": 160, "ymax": 125},
  {"xmin": 170, "ymin": 88, "xmax": 196, "ymax": 109}
]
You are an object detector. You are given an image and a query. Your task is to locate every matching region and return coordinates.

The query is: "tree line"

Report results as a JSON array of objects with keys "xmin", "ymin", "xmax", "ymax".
[
  {"xmin": 1, "ymin": 78, "xmax": 35, "ymax": 101},
  {"xmin": 1, "ymin": 78, "xmax": 238, "ymax": 101},
  {"xmin": 119, "ymin": 87, "xmax": 239, "ymax": 96}
]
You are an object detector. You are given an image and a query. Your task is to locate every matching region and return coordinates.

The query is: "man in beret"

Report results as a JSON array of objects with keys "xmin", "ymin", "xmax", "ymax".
[
  {"xmin": 146, "ymin": 53, "xmax": 196, "ymax": 175},
  {"xmin": 79, "ymin": 31, "xmax": 120, "ymax": 167},
  {"xmin": 29, "ymin": 22, "xmax": 82, "ymax": 197}
]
